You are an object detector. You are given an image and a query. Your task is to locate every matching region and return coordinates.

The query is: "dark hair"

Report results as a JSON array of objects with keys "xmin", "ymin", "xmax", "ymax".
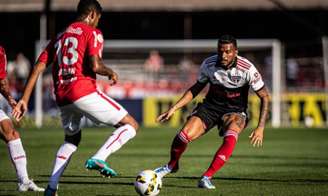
[
  {"xmin": 77, "ymin": 0, "xmax": 102, "ymax": 16},
  {"xmin": 218, "ymin": 35, "xmax": 237, "ymax": 48}
]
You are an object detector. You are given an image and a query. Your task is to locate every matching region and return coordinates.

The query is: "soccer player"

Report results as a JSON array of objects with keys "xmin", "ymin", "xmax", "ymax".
[
  {"xmin": 154, "ymin": 35, "xmax": 270, "ymax": 189},
  {"xmin": 0, "ymin": 46, "xmax": 44, "ymax": 192},
  {"xmin": 12, "ymin": 0, "xmax": 139, "ymax": 195}
]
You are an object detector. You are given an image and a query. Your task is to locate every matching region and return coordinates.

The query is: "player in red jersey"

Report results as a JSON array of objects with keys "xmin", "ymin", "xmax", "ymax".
[
  {"xmin": 0, "ymin": 46, "xmax": 44, "ymax": 192},
  {"xmin": 12, "ymin": 0, "xmax": 139, "ymax": 195},
  {"xmin": 154, "ymin": 35, "xmax": 270, "ymax": 189}
]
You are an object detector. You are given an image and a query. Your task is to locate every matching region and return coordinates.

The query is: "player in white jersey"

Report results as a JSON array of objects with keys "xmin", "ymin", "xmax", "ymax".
[
  {"xmin": 154, "ymin": 35, "xmax": 270, "ymax": 189},
  {"xmin": 0, "ymin": 46, "xmax": 44, "ymax": 192}
]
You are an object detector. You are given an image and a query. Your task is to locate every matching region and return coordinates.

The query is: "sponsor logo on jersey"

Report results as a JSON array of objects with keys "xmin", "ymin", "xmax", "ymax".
[
  {"xmin": 66, "ymin": 27, "xmax": 83, "ymax": 35},
  {"xmin": 226, "ymin": 92, "xmax": 241, "ymax": 98},
  {"xmin": 230, "ymin": 75, "xmax": 242, "ymax": 83}
]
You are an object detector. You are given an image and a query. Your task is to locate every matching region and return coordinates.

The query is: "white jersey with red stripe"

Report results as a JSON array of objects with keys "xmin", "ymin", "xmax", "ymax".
[{"xmin": 197, "ymin": 54, "xmax": 265, "ymax": 112}]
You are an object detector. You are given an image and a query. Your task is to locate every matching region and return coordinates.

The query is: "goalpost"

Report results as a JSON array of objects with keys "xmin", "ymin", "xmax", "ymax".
[
  {"xmin": 34, "ymin": 39, "xmax": 283, "ymax": 128},
  {"xmin": 322, "ymin": 37, "xmax": 328, "ymax": 126}
]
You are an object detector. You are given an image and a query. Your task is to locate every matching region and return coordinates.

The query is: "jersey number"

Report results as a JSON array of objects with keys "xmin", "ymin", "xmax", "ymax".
[
  {"xmin": 55, "ymin": 37, "xmax": 79, "ymax": 66},
  {"xmin": 55, "ymin": 37, "xmax": 78, "ymax": 83}
]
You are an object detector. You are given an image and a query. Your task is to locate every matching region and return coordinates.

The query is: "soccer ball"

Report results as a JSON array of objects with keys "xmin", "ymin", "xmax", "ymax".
[{"xmin": 134, "ymin": 170, "xmax": 162, "ymax": 196}]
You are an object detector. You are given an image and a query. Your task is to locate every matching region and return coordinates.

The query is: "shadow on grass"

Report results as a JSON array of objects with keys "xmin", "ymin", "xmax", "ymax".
[
  {"xmin": 0, "ymin": 189, "xmax": 16, "ymax": 196},
  {"xmin": 0, "ymin": 179, "xmax": 45, "ymax": 183},
  {"xmin": 35, "ymin": 174, "xmax": 328, "ymax": 184},
  {"xmin": 2, "ymin": 175, "xmax": 326, "ymax": 195},
  {"xmin": 165, "ymin": 176, "xmax": 328, "ymax": 184},
  {"xmin": 113, "ymin": 153, "xmax": 328, "ymax": 162},
  {"xmin": 61, "ymin": 181, "xmax": 134, "ymax": 186},
  {"xmin": 231, "ymin": 154, "xmax": 328, "ymax": 161},
  {"xmin": 38, "ymin": 174, "xmax": 103, "ymax": 178},
  {"xmin": 38, "ymin": 174, "xmax": 137, "ymax": 179},
  {"xmin": 96, "ymin": 194, "xmax": 135, "ymax": 196}
]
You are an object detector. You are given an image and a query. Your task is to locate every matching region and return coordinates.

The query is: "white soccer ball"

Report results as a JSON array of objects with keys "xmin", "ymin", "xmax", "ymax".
[{"xmin": 134, "ymin": 170, "xmax": 162, "ymax": 196}]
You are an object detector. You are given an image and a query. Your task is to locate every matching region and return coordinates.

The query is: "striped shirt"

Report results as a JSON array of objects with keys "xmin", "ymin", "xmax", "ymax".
[{"xmin": 197, "ymin": 54, "xmax": 264, "ymax": 112}]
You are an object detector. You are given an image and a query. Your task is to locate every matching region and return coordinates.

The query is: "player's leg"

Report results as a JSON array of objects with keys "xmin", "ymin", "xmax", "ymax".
[
  {"xmin": 0, "ymin": 111, "xmax": 44, "ymax": 192},
  {"xmin": 90, "ymin": 114, "xmax": 138, "ymax": 160},
  {"xmin": 76, "ymin": 91, "xmax": 138, "ymax": 177},
  {"xmin": 199, "ymin": 112, "xmax": 246, "ymax": 189},
  {"xmin": 155, "ymin": 116, "xmax": 206, "ymax": 178},
  {"xmin": 85, "ymin": 114, "xmax": 138, "ymax": 177},
  {"xmin": 45, "ymin": 106, "xmax": 82, "ymax": 194}
]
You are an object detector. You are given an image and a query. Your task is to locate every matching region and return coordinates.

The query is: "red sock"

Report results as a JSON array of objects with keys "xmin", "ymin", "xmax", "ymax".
[
  {"xmin": 203, "ymin": 130, "xmax": 238, "ymax": 178},
  {"xmin": 168, "ymin": 131, "xmax": 190, "ymax": 170}
]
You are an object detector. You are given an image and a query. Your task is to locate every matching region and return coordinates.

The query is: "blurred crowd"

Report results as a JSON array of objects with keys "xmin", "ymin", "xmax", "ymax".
[
  {"xmin": 6, "ymin": 53, "xmax": 31, "ymax": 100},
  {"xmin": 286, "ymin": 57, "xmax": 325, "ymax": 91},
  {"xmin": 99, "ymin": 50, "xmax": 199, "ymax": 99},
  {"xmin": 0, "ymin": 52, "xmax": 31, "ymax": 113}
]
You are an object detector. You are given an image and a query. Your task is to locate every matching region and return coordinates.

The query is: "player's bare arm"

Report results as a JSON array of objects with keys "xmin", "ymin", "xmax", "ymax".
[
  {"xmin": 12, "ymin": 62, "xmax": 47, "ymax": 121},
  {"xmin": 249, "ymin": 86, "xmax": 270, "ymax": 147},
  {"xmin": 90, "ymin": 55, "xmax": 117, "ymax": 85},
  {"xmin": 0, "ymin": 78, "xmax": 16, "ymax": 108},
  {"xmin": 157, "ymin": 90, "xmax": 193, "ymax": 123},
  {"xmin": 256, "ymin": 86, "xmax": 270, "ymax": 128},
  {"xmin": 157, "ymin": 81, "xmax": 206, "ymax": 123}
]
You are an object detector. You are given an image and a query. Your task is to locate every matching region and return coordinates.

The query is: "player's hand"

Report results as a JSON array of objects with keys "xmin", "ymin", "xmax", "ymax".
[
  {"xmin": 109, "ymin": 72, "xmax": 118, "ymax": 86},
  {"xmin": 12, "ymin": 100, "xmax": 28, "ymax": 122},
  {"xmin": 249, "ymin": 127, "xmax": 264, "ymax": 148},
  {"xmin": 8, "ymin": 98, "xmax": 17, "ymax": 109},
  {"xmin": 156, "ymin": 107, "xmax": 176, "ymax": 123}
]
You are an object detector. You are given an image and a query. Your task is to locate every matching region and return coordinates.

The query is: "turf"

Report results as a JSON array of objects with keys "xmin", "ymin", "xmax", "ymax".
[{"xmin": 0, "ymin": 126, "xmax": 327, "ymax": 196}]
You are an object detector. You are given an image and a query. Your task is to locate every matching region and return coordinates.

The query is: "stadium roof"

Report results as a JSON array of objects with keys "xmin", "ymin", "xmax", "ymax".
[{"xmin": 1, "ymin": 0, "xmax": 328, "ymax": 12}]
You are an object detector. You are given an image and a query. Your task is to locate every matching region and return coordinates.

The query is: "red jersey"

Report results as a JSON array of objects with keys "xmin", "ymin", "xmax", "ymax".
[
  {"xmin": 38, "ymin": 22, "xmax": 104, "ymax": 106},
  {"xmin": 0, "ymin": 46, "xmax": 7, "ymax": 79}
]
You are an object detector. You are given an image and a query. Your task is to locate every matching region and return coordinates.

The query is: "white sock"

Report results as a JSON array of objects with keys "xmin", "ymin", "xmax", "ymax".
[
  {"xmin": 7, "ymin": 138, "xmax": 29, "ymax": 184},
  {"xmin": 49, "ymin": 142, "xmax": 77, "ymax": 190},
  {"xmin": 92, "ymin": 124, "xmax": 136, "ymax": 161}
]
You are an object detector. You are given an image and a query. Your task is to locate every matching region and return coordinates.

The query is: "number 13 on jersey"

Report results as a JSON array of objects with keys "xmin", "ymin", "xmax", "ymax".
[{"xmin": 55, "ymin": 37, "xmax": 79, "ymax": 84}]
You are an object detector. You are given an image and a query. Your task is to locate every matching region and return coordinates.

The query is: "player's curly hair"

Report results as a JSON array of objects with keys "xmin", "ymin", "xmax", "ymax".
[
  {"xmin": 77, "ymin": 0, "xmax": 102, "ymax": 16},
  {"xmin": 218, "ymin": 35, "xmax": 237, "ymax": 48}
]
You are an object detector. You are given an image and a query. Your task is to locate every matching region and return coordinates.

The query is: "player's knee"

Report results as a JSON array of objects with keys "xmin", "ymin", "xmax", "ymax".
[
  {"xmin": 65, "ymin": 131, "xmax": 81, "ymax": 147},
  {"xmin": 1, "ymin": 128, "xmax": 20, "ymax": 142},
  {"xmin": 125, "ymin": 118, "xmax": 139, "ymax": 132},
  {"xmin": 178, "ymin": 129, "xmax": 192, "ymax": 143},
  {"xmin": 223, "ymin": 114, "xmax": 245, "ymax": 131},
  {"xmin": 118, "ymin": 115, "xmax": 139, "ymax": 131},
  {"xmin": 130, "ymin": 120, "xmax": 139, "ymax": 131}
]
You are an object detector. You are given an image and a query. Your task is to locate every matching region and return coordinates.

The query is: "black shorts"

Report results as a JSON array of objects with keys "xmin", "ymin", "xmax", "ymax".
[{"xmin": 189, "ymin": 103, "xmax": 247, "ymax": 133}]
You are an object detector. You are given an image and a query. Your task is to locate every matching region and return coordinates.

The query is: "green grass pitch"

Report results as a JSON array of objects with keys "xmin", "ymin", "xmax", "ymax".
[{"xmin": 0, "ymin": 126, "xmax": 327, "ymax": 196}]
